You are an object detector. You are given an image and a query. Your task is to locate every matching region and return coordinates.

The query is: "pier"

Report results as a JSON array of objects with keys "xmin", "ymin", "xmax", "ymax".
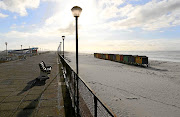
[{"xmin": 0, "ymin": 52, "xmax": 67, "ymax": 117}]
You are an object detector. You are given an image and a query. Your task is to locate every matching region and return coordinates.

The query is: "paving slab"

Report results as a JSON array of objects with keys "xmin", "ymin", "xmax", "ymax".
[{"xmin": 0, "ymin": 52, "xmax": 65, "ymax": 117}]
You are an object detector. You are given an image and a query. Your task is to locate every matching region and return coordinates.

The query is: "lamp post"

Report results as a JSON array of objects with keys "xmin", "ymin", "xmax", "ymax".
[
  {"xmin": 62, "ymin": 36, "xmax": 65, "ymax": 58},
  {"xmin": 29, "ymin": 46, "xmax": 31, "ymax": 54},
  {"xmin": 71, "ymin": 6, "xmax": 82, "ymax": 75},
  {"xmin": 71, "ymin": 6, "xmax": 82, "ymax": 116},
  {"xmin": 60, "ymin": 42, "xmax": 62, "ymax": 55},
  {"xmin": 5, "ymin": 42, "xmax": 7, "ymax": 56},
  {"xmin": 21, "ymin": 45, "xmax": 22, "ymax": 54}
]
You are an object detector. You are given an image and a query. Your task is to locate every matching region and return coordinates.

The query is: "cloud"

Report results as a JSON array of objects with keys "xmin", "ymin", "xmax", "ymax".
[
  {"xmin": 58, "ymin": 22, "xmax": 75, "ymax": 35},
  {"xmin": 1, "ymin": 0, "xmax": 180, "ymax": 52},
  {"xmin": 0, "ymin": 30, "xmax": 61, "ymax": 50},
  {"xmin": 43, "ymin": 0, "xmax": 180, "ymax": 32},
  {"xmin": 0, "ymin": 0, "xmax": 40, "ymax": 16},
  {"xmin": 10, "ymin": 22, "xmax": 28, "ymax": 29},
  {"xmin": 0, "ymin": 12, "xmax": 8, "ymax": 18},
  {"xmin": 2, "ymin": 31, "xmax": 31, "ymax": 38},
  {"xmin": 40, "ymin": 0, "xmax": 100, "ymax": 36},
  {"xmin": 77, "ymin": 38, "xmax": 180, "ymax": 52},
  {"xmin": 41, "ymin": 0, "xmax": 125, "ymax": 36},
  {"xmin": 41, "ymin": 0, "xmax": 60, "ymax": 2},
  {"xmin": 109, "ymin": 0, "xmax": 180, "ymax": 30},
  {"xmin": 97, "ymin": 0, "xmax": 124, "ymax": 20}
]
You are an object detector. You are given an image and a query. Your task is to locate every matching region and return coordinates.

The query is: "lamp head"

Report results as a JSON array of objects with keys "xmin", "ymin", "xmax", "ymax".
[
  {"xmin": 62, "ymin": 36, "xmax": 65, "ymax": 40},
  {"xmin": 5, "ymin": 42, "xmax": 7, "ymax": 45},
  {"xmin": 71, "ymin": 6, "xmax": 82, "ymax": 17}
]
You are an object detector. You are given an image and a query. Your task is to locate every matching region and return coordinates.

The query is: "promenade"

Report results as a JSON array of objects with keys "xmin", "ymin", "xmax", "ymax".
[{"xmin": 0, "ymin": 52, "xmax": 65, "ymax": 117}]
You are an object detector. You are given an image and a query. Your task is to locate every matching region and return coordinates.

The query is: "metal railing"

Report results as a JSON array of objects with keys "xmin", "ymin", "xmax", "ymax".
[{"xmin": 58, "ymin": 54, "xmax": 116, "ymax": 117}]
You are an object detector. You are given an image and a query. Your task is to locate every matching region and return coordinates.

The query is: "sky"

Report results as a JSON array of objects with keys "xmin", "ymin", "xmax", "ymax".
[{"xmin": 0, "ymin": 0, "xmax": 180, "ymax": 52}]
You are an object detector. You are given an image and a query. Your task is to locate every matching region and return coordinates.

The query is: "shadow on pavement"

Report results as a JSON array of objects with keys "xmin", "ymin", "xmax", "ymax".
[
  {"xmin": 16, "ymin": 96, "xmax": 41, "ymax": 117},
  {"xmin": 17, "ymin": 78, "xmax": 46, "ymax": 96},
  {"xmin": 16, "ymin": 78, "xmax": 47, "ymax": 116}
]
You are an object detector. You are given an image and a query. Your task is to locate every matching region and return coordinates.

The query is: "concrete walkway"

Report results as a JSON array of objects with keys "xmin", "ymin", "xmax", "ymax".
[{"xmin": 0, "ymin": 52, "xmax": 65, "ymax": 117}]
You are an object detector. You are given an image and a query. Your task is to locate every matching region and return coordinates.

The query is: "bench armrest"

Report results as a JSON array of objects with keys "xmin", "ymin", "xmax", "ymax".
[
  {"xmin": 46, "ymin": 67, "xmax": 52, "ymax": 71},
  {"xmin": 46, "ymin": 66, "xmax": 52, "ymax": 68}
]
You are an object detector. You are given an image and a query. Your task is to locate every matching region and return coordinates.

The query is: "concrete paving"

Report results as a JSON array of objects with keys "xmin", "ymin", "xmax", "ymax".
[{"xmin": 0, "ymin": 52, "xmax": 65, "ymax": 117}]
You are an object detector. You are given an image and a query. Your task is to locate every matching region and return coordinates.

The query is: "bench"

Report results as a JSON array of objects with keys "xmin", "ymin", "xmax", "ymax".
[{"xmin": 37, "ymin": 61, "xmax": 52, "ymax": 81}]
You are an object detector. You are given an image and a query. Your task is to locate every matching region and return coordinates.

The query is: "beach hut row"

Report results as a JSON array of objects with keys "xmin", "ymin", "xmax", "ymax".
[{"xmin": 94, "ymin": 53, "xmax": 149, "ymax": 67}]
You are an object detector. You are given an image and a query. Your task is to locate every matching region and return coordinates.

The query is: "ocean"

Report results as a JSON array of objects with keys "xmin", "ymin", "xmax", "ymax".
[
  {"xmin": 2, "ymin": 50, "xmax": 180, "ymax": 62},
  {"xmin": 81, "ymin": 51, "xmax": 180, "ymax": 63},
  {"xmin": 107, "ymin": 51, "xmax": 180, "ymax": 62}
]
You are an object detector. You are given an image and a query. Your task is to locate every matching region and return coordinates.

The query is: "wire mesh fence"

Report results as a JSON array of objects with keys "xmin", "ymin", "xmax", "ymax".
[{"xmin": 59, "ymin": 54, "xmax": 116, "ymax": 117}]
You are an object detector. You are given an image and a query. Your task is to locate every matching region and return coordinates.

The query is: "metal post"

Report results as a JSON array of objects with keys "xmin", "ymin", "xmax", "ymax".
[
  {"xmin": 94, "ymin": 96, "xmax": 97, "ymax": 117},
  {"xmin": 63, "ymin": 39, "xmax": 64, "ymax": 58},
  {"xmin": 21, "ymin": 45, "xmax": 22, "ymax": 54},
  {"xmin": 76, "ymin": 74, "xmax": 79, "ymax": 116},
  {"xmin": 60, "ymin": 43, "xmax": 61, "ymax": 55},
  {"xmin": 59, "ymin": 46, "xmax": 60, "ymax": 55},
  {"xmin": 58, "ymin": 46, "xmax": 59, "ymax": 54},
  {"xmin": 75, "ymin": 16, "xmax": 79, "ymax": 116},
  {"xmin": 74, "ymin": 72, "xmax": 76, "ymax": 107},
  {"xmin": 76, "ymin": 16, "xmax": 78, "ymax": 75},
  {"xmin": 6, "ymin": 44, "xmax": 7, "ymax": 56},
  {"xmin": 5, "ymin": 42, "xmax": 7, "ymax": 57}
]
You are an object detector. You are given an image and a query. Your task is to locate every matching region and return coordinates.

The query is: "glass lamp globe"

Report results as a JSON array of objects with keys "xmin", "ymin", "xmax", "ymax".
[{"xmin": 71, "ymin": 6, "xmax": 82, "ymax": 17}]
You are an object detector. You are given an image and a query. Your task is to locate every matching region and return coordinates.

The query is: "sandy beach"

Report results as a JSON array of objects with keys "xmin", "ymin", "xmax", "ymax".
[{"xmin": 65, "ymin": 52, "xmax": 180, "ymax": 117}]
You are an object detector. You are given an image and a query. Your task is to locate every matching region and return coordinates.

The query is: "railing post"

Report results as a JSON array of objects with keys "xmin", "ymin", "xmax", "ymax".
[
  {"xmin": 94, "ymin": 96, "xmax": 97, "ymax": 117},
  {"xmin": 76, "ymin": 74, "xmax": 79, "ymax": 116},
  {"xmin": 74, "ymin": 72, "xmax": 76, "ymax": 109}
]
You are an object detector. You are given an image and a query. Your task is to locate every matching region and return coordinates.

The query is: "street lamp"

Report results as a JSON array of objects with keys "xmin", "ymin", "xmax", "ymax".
[
  {"xmin": 5, "ymin": 42, "xmax": 7, "ymax": 56},
  {"xmin": 62, "ymin": 36, "xmax": 65, "ymax": 58},
  {"xmin": 71, "ymin": 6, "xmax": 82, "ymax": 75},
  {"xmin": 71, "ymin": 6, "xmax": 82, "ymax": 116}
]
